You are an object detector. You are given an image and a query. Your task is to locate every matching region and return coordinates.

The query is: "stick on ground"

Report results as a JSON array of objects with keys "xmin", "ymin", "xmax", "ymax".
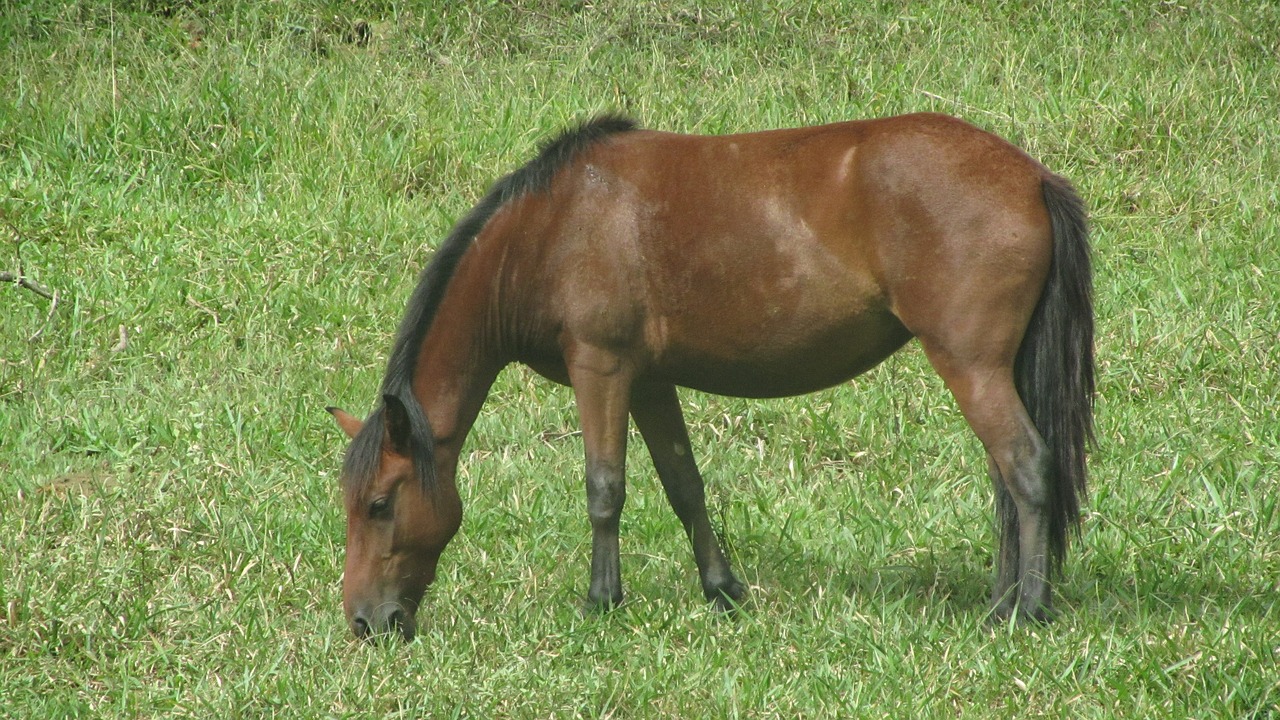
[{"xmin": 1, "ymin": 270, "xmax": 55, "ymax": 300}]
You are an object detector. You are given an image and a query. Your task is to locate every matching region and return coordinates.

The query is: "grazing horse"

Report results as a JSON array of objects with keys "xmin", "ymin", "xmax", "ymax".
[{"xmin": 328, "ymin": 113, "xmax": 1094, "ymax": 641}]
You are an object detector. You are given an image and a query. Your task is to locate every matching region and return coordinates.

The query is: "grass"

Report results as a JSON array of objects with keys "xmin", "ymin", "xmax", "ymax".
[{"xmin": 2, "ymin": 0, "xmax": 1278, "ymax": 717}]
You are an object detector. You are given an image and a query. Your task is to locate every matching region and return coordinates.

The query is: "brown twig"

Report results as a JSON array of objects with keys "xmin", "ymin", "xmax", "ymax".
[
  {"xmin": 1, "ymin": 270, "xmax": 54, "ymax": 300},
  {"xmin": 3, "ymin": 216, "xmax": 59, "ymax": 301},
  {"xmin": 186, "ymin": 296, "xmax": 221, "ymax": 327},
  {"xmin": 27, "ymin": 289, "xmax": 59, "ymax": 343}
]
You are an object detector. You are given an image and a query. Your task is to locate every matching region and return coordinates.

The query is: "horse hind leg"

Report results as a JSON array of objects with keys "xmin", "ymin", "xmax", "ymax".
[
  {"xmin": 919, "ymin": 345, "xmax": 1056, "ymax": 623},
  {"xmin": 988, "ymin": 454, "xmax": 1025, "ymax": 621}
]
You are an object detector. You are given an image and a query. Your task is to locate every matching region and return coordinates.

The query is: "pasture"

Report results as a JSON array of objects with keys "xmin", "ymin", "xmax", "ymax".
[{"xmin": 2, "ymin": 1, "xmax": 1277, "ymax": 717}]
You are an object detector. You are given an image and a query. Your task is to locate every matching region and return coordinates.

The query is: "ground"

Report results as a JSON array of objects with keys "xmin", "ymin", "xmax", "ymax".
[{"xmin": 1, "ymin": 2, "xmax": 1277, "ymax": 717}]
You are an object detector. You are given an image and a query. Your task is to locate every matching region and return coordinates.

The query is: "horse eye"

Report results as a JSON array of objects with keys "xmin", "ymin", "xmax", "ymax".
[{"xmin": 368, "ymin": 496, "xmax": 392, "ymax": 519}]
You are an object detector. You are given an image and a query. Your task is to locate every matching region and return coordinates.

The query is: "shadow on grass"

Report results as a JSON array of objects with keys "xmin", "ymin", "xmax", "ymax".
[
  {"xmin": 737, "ymin": 534, "xmax": 994, "ymax": 620},
  {"xmin": 733, "ymin": 527, "xmax": 1278, "ymax": 627}
]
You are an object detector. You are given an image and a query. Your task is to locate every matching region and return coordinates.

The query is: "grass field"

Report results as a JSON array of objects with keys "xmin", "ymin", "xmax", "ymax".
[{"xmin": 2, "ymin": 1, "xmax": 1278, "ymax": 717}]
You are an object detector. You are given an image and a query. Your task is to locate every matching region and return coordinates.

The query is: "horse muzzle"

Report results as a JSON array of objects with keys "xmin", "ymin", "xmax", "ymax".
[{"xmin": 349, "ymin": 603, "xmax": 417, "ymax": 643}]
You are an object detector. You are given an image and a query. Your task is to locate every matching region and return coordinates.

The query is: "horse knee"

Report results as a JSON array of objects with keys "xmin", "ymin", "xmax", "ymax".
[{"xmin": 586, "ymin": 462, "xmax": 626, "ymax": 526}]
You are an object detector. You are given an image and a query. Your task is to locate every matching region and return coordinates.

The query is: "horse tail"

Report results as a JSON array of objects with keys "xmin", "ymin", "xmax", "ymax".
[{"xmin": 1011, "ymin": 173, "xmax": 1096, "ymax": 574}]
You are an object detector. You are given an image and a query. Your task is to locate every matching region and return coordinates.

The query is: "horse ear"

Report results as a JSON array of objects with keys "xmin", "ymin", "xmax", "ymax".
[
  {"xmin": 327, "ymin": 406, "xmax": 363, "ymax": 439},
  {"xmin": 381, "ymin": 394, "xmax": 414, "ymax": 456}
]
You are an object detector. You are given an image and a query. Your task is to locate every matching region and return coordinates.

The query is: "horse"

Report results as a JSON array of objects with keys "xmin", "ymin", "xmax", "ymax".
[{"xmin": 327, "ymin": 112, "xmax": 1094, "ymax": 641}]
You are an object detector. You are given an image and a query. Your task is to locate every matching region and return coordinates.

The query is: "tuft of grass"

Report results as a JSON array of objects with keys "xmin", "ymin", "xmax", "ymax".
[{"xmin": 3, "ymin": 1, "xmax": 1278, "ymax": 717}]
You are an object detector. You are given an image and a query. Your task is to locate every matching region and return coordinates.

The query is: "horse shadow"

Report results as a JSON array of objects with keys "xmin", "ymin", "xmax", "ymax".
[{"xmin": 727, "ymin": 522, "xmax": 1276, "ymax": 627}]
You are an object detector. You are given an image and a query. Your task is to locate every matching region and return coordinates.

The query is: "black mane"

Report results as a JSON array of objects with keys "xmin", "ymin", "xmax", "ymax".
[{"xmin": 342, "ymin": 115, "xmax": 640, "ymax": 497}]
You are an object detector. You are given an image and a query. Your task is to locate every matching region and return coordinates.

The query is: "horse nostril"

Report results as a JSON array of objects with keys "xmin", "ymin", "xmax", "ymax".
[
  {"xmin": 351, "ymin": 615, "xmax": 370, "ymax": 639},
  {"xmin": 387, "ymin": 609, "xmax": 414, "ymax": 642}
]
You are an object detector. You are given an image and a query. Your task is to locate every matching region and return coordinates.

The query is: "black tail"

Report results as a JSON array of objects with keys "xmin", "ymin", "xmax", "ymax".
[{"xmin": 1009, "ymin": 174, "xmax": 1096, "ymax": 574}]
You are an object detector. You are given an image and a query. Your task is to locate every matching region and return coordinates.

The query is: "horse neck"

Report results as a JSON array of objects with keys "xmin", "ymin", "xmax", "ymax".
[{"xmin": 409, "ymin": 239, "xmax": 508, "ymax": 468}]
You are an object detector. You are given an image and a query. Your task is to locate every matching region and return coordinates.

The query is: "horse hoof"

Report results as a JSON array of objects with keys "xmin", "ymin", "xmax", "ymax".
[
  {"xmin": 987, "ymin": 602, "xmax": 1055, "ymax": 626},
  {"xmin": 1018, "ymin": 604, "xmax": 1057, "ymax": 625},
  {"xmin": 706, "ymin": 580, "xmax": 748, "ymax": 612},
  {"xmin": 581, "ymin": 593, "xmax": 624, "ymax": 616}
]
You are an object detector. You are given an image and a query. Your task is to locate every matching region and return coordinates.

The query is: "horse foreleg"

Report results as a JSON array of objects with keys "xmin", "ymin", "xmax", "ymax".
[
  {"xmin": 568, "ymin": 345, "xmax": 634, "ymax": 611},
  {"xmin": 630, "ymin": 381, "xmax": 746, "ymax": 610}
]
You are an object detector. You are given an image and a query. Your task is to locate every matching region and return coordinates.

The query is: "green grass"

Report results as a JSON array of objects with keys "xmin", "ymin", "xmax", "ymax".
[{"xmin": 2, "ymin": 1, "xmax": 1278, "ymax": 717}]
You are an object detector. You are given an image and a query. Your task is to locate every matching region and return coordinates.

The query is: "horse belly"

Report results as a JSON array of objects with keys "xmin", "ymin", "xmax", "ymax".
[{"xmin": 649, "ymin": 302, "xmax": 913, "ymax": 399}]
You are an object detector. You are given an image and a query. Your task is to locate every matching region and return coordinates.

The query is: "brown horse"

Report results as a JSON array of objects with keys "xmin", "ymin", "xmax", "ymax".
[{"xmin": 327, "ymin": 113, "xmax": 1094, "ymax": 641}]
